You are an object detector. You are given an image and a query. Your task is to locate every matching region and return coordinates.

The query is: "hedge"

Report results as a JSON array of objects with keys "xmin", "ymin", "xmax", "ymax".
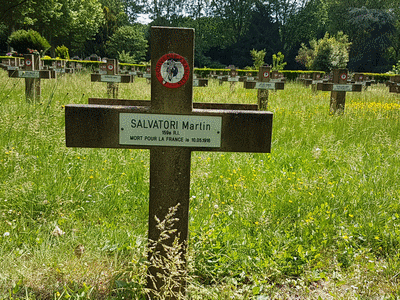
[{"xmin": 0, "ymin": 56, "xmax": 394, "ymax": 82}]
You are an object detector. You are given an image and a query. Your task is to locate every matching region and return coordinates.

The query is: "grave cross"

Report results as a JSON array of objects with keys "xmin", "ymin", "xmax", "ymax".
[
  {"xmin": 65, "ymin": 26, "xmax": 273, "ymax": 298},
  {"xmin": 8, "ymin": 54, "xmax": 52, "ymax": 102},
  {"xmin": 388, "ymin": 75, "xmax": 400, "ymax": 94},
  {"xmin": 316, "ymin": 69, "xmax": 362, "ymax": 114},
  {"xmin": 91, "ymin": 59, "xmax": 131, "ymax": 98}
]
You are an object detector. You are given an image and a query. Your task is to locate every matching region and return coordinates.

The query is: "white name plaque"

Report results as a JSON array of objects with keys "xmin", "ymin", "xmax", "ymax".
[
  {"xmin": 100, "ymin": 75, "xmax": 121, "ymax": 83},
  {"xmin": 332, "ymin": 84, "xmax": 353, "ymax": 92},
  {"xmin": 18, "ymin": 71, "xmax": 40, "ymax": 78},
  {"xmin": 120, "ymin": 113, "xmax": 222, "ymax": 148},
  {"xmin": 228, "ymin": 77, "xmax": 239, "ymax": 82},
  {"xmin": 143, "ymin": 73, "xmax": 151, "ymax": 78},
  {"xmin": 255, "ymin": 82, "xmax": 276, "ymax": 90}
]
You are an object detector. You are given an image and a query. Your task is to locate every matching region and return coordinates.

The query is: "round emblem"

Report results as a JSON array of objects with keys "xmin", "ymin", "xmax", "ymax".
[
  {"xmin": 155, "ymin": 53, "xmax": 190, "ymax": 88},
  {"xmin": 25, "ymin": 59, "xmax": 32, "ymax": 66},
  {"xmin": 263, "ymin": 71, "xmax": 270, "ymax": 78},
  {"xmin": 341, "ymin": 73, "xmax": 347, "ymax": 80},
  {"xmin": 107, "ymin": 63, "xmax": 114, "ymax": 71},
  {"xmin": 360, "ymin": 75, "xmax": 363, "ymax": 80}
]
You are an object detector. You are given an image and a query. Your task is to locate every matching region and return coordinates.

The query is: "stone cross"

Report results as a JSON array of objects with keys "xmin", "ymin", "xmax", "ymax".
[
  {"xmin": 8, "ymin": 54, "xmax": 52, "ymax": 102},
  {"xmin": 65, "ymin": 26, "xmax": 273, "ymax": 298}
]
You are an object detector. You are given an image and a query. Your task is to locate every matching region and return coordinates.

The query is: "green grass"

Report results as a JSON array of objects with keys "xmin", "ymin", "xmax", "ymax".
[{"xmin": 1, "ymin": 71, "xmax": 400, "ymax": 299}]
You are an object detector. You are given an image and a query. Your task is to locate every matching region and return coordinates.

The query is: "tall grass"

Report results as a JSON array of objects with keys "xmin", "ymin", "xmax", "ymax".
[{"xmin": 1, "ymin": 70, "xmax": 400, "ymax": 299}]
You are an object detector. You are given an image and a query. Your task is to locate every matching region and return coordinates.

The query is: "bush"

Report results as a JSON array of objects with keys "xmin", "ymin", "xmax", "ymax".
[
  {"xmin": 117, "ymin": 50, "xmax": 136, "ymax": 64},
  {"xmin": 8, "ymin": 29, "xmax": 51, "ymax": 55},
  {"xmin": 55, "ymin": 45, "xmax": 70, "ymax": 59},
  {"xmin": 296, "ymin": 32, "xmax": 350, "ymax": 72}
]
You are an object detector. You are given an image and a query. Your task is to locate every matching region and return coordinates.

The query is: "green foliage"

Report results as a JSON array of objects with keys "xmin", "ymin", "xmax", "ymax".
[
  {"xmin": 272, "ymin": 52, "xmax": 287, "ymax": 71},
  {"xmin": 105, "ymin": 25, "xmax": 147, "ymax": 62},
  {"xmin": 250, "ymin": 49, "xmax": 266, "ymax": 69},
  {"xmin": 55, "ymin": 45, "xmax": 70, "ymax": 59},
  {"xmin": 7, "ymin": 29, "xmax": 51, "ymax": 55},
  {"xmin": 347, "ymin": 7, "xmax": 396, "ymax": 72},
  {"xmin": 117, "ymin": 50, "xmax": 136, "ymax": 64},
  {"xmin": 296, "ymin": 32, "xmax": 350, "ymax": 72}
]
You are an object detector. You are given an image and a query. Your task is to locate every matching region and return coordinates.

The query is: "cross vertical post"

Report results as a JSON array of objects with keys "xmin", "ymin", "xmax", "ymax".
[
  {"xmin": 25, "ymin": 54, "xmax": 41, "ymax": 102},
  {"xmin": 257, "ymin": 66, "xmax": 270, "ymax": 110},
  {"xmin": 147, "ymin": 27, "xmax": 194, "ymax": 297},
  {"xmin": 106, "ymin": 59, "xmax": 119, "ymax": 98},
  {"xmin": 330, "ymin": 69, "xmax": 348, "ymax": 114}
]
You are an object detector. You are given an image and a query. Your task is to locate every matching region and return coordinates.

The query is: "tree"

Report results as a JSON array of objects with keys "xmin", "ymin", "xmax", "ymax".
[
  {"xmin": 0, "ymin": 0, "xmax": 104, "ymax": 55},
  {"xmin": 296, "ymin": 32, "xmax": 351, "ymax": 72},
  {"xmin": 8, "ymin": 29, "xmax": 50, "ymax": 55},
  {"xmin": 272, "ymin": 52, "xmax": 287, "ymax": 71},
  {"xmin": 105, "ymin": 25, "xmax": 147, "ymax": 62},
  {"xmin": 141, "ymin": 0, "xmax": 185, "ymax": 23},
  {"xmin": 281, "ymin": 0, "xmax": 328, "ymax": 69},
  {"xmin": 346, "ymin": 7, "xmax": 396, "ymax": 72},
  {"xmin": 209, "ymin": 0, "xmax": 256, "ymax": 45},
  {"xmin": 250, "ymin": 49, "xmax": 266, "ymax": 68}
]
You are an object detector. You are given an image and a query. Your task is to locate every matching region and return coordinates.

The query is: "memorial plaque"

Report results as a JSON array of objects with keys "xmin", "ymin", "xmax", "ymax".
[
  {"xmin": 101, "ymin": 75, "xmax": 122, "ymax": 83},
  {"xmin": 119, "ymin": 113, "xmax": 222, "ymax": 147},
  {"xmin": 332, "ymin": 84, "xmax": 353, "ymax": 92},
  {"xmin": 18, "ymin": 70, "xmax": 40, "ymax": 78},
  {"xmin": 255, "ymin": 82, "xmax": 276, "ymax": 90}
]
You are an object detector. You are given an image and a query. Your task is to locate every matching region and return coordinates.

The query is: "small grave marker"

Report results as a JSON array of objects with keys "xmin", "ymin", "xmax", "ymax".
[
  {"xmin": 228, "ymin": 67, "xmax": 239, "ymax": 90},
  {"xmin": 316, "ymin": 69, "xmax": 362, "ymax": 114},
  {"xmin": 310, "ymin": 72, "xmax": 323, "ymax": 92},
  {"xmin": 388, "ymin": 75, "xmax": 400, "ymax": 94},
  {"xmin": 255, "ymin": 66, "xmax": 284, "ymax": 110},
  {"xmin": 65, "ymin": 26, "xmax": 273, "ymax": 298},
  {"xmin": 8, "ymin": 54, "xmax": 52, "ymax": 102},
  {"xmin": 91, "ymin": 59, "xmax": 131, "ymax": 98}
]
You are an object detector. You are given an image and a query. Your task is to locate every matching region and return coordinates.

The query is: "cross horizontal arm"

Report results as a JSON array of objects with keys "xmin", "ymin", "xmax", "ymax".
[
  {"xmin": 91, "ymin": 74, "xmax": 131, "ymax": 83},
  {"xmin": 88, "ymin": 98, "xmax": 259, "ymax": 110},
  {"xmin": 8, "ymin": 70, "xmax": 52, "ymax": 79},
  {"xmin": 65, "ymin": 104, "xmax": 272, "ymax": 153}
]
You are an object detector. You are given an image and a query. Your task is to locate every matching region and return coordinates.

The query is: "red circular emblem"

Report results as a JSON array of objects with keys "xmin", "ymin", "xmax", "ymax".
[
  {"xmin": 107, "ymin": 64, "xmax": 114, "ymax": 71},
  {"xmin": 155, "ymin": 53, "xmax": 190, "ymax": 88},
  {"xmin": 360, "ymin": 75, "xmax": 363, "ymax": 80},
  {"xmin": 263, "ymin": 71, "xmax": 270, "ymax": 78},
  {"xmin": 25, "ymin": 59, "xmax": 32, "ymax": 66},
  {"xmin": 341, "ymin": 73, "xmax": 347, "ymax": 80}
]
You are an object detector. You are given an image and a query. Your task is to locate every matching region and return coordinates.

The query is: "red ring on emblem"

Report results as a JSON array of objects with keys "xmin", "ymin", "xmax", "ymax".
[
  {"xmin": 107, "ymin": 64, "xmax": 114, "ymax": 71},
  {"xmin": 155, "ymin": 53, "xmax": 190, "ymax": 88},
  {"xmin": 25, "ymin": 59, "xmax": 32, "ymax": 66},
  {"xmin": 341, "ymin": 73, "xmax": 347, "ymax": 80},
  {"xmin": 263, "ymin": 71, "xmax": 269, "ymax": 78}
]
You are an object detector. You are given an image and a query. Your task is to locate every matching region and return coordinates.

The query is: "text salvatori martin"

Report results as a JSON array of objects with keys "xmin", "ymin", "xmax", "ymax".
[{"xmin": 131, "ymin": 119, "xmax": 211, "ymax": 131}]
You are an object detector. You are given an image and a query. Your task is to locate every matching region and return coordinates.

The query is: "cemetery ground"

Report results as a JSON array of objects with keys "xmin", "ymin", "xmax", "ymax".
[{"xmin": 1, "ymin": 69, "xmax": 400, "ymax": 299}]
